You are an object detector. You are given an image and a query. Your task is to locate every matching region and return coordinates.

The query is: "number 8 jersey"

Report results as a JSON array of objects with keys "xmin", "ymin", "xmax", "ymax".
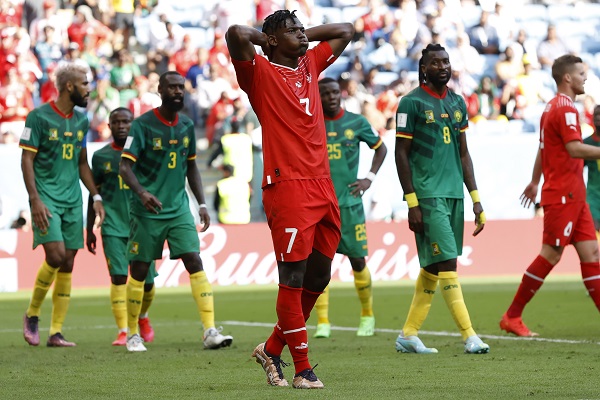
[
  {"xmin": 19, "ymin": 101, "xmax": 90, "ymax": 207},
  {"xmin": 395, "ymin": 84, "xmax": 468, "ymax": 199}
]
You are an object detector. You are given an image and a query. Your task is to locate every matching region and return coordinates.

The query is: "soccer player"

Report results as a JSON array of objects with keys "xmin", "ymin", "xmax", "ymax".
[
  {"xmin": 20, "ymin": 62, "xmax": 106, "ymax": 347},
  {"xmin": 394, "ymin": 43, "xmax": 490, "ymax": 354},
  {"xmin": 119, "ymin": 71, "xmax": 233, "ymax": 352},
  {"xmin": 500, "ymin": 55, "xmax": 600, "ymax": 336},
  {"xmin": 226, "ymin": 11, "xmax": 353, "ymax": 389},
  {"xmin": 86, "ymin": 107, "xmax": 158, "ymax": 346},
  {"xmin": 314, "ymin": 78, "xmax": 387, "ymax": 338},
  {"xmin": 583, "ymin": 106, "xmax": 600, "ymax": 231}
]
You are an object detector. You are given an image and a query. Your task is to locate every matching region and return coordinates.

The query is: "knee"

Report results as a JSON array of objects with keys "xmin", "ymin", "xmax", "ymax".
[
  {"xmin": 349, "ymin": 257, "xmax": 366, "ymax": 272},
  {"xmin": 45, "ymin": 251, "xmax": 66, "ymax": 269},
  {"xmin": 111, "ymin": 275, "xmax": 127, "ymax": 285},
  {"xmin": 182, "ymin": 253, "xmax": 203, "ymax": 274}
]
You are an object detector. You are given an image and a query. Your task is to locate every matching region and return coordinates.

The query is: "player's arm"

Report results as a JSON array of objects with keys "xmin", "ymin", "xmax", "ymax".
[
  {"xmin": 21, "ymin": 149, "xmax": 52, "ymax": 231},
  {"xmin": 186, "ymin": 159, "xmax": 210, "ymax": 232},
  {"xmin": 79, "ymin": 147, "xmax": 106, "ymax": 227},
  {"xmin": 305, "ymin": 23, "xmax": 354, "ymax": 57},
  {"xmin": 349, "ymin": 141, "xmax": 388, "ymax": 197},
  {"xmin": 395, "ymin": 137, "xmax": 423, "ymax": 234},
  {"xmin": 86, "ymin": 193, "xmax": 97, "ymax": 254},
  {"xmin": 521, "ymin": 147, "xmax": 541, "ymax": 209},
  {"xmin": 119, "ymin": 157, "xmax": 162, "ymax": 214},
  {"xmin": 565, "ymin": 140, "xmax": 600, "ymax": 159},
  {"xmin": 459, "ymin": 131, "xmax": 485, "ymax": 236},
  {"xmin": 225, "ymin": 25, "xmax": 267, "ymax": 62}
]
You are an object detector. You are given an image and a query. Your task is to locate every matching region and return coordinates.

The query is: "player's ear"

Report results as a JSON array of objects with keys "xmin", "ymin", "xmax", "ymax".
[{"xmin": 267, "ymin": 34, "xmax": 277, "ymax": 47}]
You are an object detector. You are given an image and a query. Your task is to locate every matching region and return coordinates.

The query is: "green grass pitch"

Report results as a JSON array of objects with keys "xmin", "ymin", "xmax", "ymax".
[{"xmin": 1, "ymin": 277, "xmax": 599, "ymax": 400}]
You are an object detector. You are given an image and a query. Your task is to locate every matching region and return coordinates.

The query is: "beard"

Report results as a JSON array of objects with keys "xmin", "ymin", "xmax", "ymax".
[
  {"xmin": 162, "ymin": 96, "xmax": 185, "ymax": 112},
  {"xmin": 70, "ymin": 89, "xmax": 88, "ymax": 108},
  {"xmin": 428, "ymin": 72, "xmax": 451, "ymax": 87}
]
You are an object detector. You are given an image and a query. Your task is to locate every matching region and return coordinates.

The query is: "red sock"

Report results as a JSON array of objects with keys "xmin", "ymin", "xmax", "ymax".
[
  {"xmin": 507, "ymin": 255, "xmax": 554, "ymax": 318},
  {"xmin": 301, "ymin": 288, "xmax": 322, "ymax": 322},
  {"xmin": 266, "ymin": 284, "xmax": 311, "ymax": 374},
  {"xmin": 581, "ymin": 262, "xmax": 600, "ymax": 311}
]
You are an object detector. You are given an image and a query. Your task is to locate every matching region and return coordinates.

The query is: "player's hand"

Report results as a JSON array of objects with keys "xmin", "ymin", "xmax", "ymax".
[
  {"xmin": 473, "ymin": 203, "xmax": 485, "ymax": 237},
  {"xmin": 140, "ymin": 191, "xmax": 162, "ymax": 214},
  {"xmin": 407, "ymin": 206, "xmax": 424, "ymax": 233},
  {"xmin": 30, "ymin": 198, "xmax": 52, "ymax": 232},
  {"xmin": 520, "ymin": 182, "xmax": 538, "ymax": 208},
  {"xmin": 349, "ymin": 179, "xmax": 372, "ymax": 198},
  {"xmin": 86, "ymin": 230, "xmax": 97, "ymax": 254},
  {"xmin": 198, "ymin": 207, "xmax": 211, "ymax": 232},
  {"xmin": 92, "ymin": 200, "xmax": 105, "ymax": 227}
]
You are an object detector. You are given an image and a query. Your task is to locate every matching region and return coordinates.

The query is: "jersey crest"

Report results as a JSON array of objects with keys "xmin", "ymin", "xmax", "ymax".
[
  {"xmin": 425, "ymin": 110, "xmax": 435, "ymax": 124},
  {"xmin": 77, "ymin": 130, "xmax": 84, "ymax": 142},
  {"xmin": 344, "ymin": 129, "xmax": 355, "ymax": 140},
  {"xmin": 152, "ymin": 138, "xmax": 162, "ymax": 150},
  {"xmin": 103, "ymin": 161, "xmax": 112, "ymax": 172},
  {"xmin": 183, "ymin": 136, "xmax": 190, "ymax": 148},
  {"xmin": 454, "ymin": 110, "xmax": 463, "ymax": 123},
  {"xmin": 49, "ymin": 129, "xmax": 58, "ymax": 140}
]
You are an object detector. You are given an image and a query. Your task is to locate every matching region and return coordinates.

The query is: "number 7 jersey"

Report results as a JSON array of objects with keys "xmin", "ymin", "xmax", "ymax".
[
  {"xmin": 232, "ymin": 42, "xmax": 337, "ymax": 188},
  {"xmin": 19, "ymin": 101, "xmax": 90, "ymax": 207}
]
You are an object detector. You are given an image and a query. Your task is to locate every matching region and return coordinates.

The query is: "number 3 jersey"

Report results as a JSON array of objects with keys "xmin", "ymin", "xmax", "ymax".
[
  {"xmin": 325, "ymin": 109, "xmax": 382, "ymax": 208},
  {"xmin": 395, "ymin": 84, "xmax": 468, "ymax": 199},
  {"xmin": 19, "ymin": 101, "xmax": 89, "ymax": 207},
  {"xmin": 232, "ymin": 42, "xmax": 337, "ymax": 188},
  {"xmin": 122, "ymin": 108, "xmax": 196, "ymax": 219}
]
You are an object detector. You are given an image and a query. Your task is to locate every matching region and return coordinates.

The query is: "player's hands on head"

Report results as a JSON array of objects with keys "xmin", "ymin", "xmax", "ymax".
[
  {"xmin": 30, "ymin": 198, "xmax": 52, "ymax": 232},
  {"xmin": 349, "ymin": 179, "xmax": 371, "ymax": 197},
  {"xmin": 199, "ymin": 207, "xmax": 210, "ymax": 232},
  {"xmin": 140, "ymin": 191, "xmax": 162, "ymax": 214},
  {"xmin": 407, "ymin": 206, "xmax": 424, "ymax": 234},
  {"xmin": 520, "ymin": 182, "xmax": 538, "ymax": 209}
]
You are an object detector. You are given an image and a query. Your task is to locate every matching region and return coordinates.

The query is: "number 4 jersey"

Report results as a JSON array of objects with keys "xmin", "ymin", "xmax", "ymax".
[{"xmin": 19, "ymin": 101, "xmax": 89, "ymax": 207}]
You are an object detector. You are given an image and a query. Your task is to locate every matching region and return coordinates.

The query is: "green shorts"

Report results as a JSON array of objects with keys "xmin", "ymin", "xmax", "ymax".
[
  {"xmin": 414, "ymin": 198, "xmax": 464, "ymax": 267},
  {"xmin": 337, "ymin": 203, "xmax": 368, "ymax": 258},
  {"xmin": 32, "ymin": 204, "xmax": 83, "ymax": 250},
  {"xmin": 127, "ymin": 212, "xmax": 200, "ymax": 262},
  {"xmin": 102, "ymin": 235, "xmax": 157, "ymax": 283}
]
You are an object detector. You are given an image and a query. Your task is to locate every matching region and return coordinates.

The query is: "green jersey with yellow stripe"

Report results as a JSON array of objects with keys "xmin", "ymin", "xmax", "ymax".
[
  {"xmin": 395, "ymin": 84, "xmax": 468, "ymax": 199},
  {"xmin": 19, "ymin": 101, "xmax": 89, "ymax": 207},
  {"xmin": 91, "ymin": 143, "xmax": 131, "ymax": 237},
  {"xmin": 122, "ymin": 109, "xmax": 196, "ymax": 219},
  {"xmin": 325, "ymin": 109, "xmax": 382, "ymax": 207}
]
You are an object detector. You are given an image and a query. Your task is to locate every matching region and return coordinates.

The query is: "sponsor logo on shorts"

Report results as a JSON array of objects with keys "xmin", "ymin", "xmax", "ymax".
[{"xmin": 431, "ymin": 242, "xmax": 441, "ymax": 256}]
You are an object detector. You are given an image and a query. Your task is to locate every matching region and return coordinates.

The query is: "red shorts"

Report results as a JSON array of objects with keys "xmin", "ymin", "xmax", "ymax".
[
  {"xmin": 262, "ymin": 178, "xmax": 341, "ymax": 262},
  {"xmin": 542, "ymin": 201, "xmax": 596, "ymax": 247}
]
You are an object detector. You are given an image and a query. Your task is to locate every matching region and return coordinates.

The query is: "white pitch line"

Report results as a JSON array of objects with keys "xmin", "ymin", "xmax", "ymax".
[{"xmin": 2, "ymin": 320, "xmax": 599, "ymax": 345}]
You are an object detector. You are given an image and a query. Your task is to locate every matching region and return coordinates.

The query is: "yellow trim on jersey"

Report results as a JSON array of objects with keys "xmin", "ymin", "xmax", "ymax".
[
  {"xmin": 371, "ymin": 138, "xmax": 383, "ymax": 150},
  {"xmin": 187, "ymin": 155, "xmax": 197, "ymax": 161},
  {"xmin": 19, "ymin": 144, "xmax": 38, "ymax": 153},
  {"xmin": 396, "ymin": 133, "xmax": 413, "ymax": 139},
  {"xmin": 121, "ymin": 152, "xmax": 137, "ymax": 162}
]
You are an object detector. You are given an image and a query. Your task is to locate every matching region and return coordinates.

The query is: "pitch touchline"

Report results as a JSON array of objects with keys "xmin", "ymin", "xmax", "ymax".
[{"xmin": 1, "ymin": 320, "xmax": 598, "ymax": 345}]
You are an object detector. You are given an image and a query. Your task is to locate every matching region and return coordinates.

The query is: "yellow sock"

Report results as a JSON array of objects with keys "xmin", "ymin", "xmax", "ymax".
[
  {"xmin": 140, "ymin": 285, "xmax": 155, "ymax": 317},
  {"xmin": 110, "ymin": 283, "xmax": 127, "ymax": 331},
  {"xmin": 127, "ymin": 277, "xmax": 144, "ymax": 335},
  {"xmin": 49, "ymin": 272, "xmax": 72, "ymax": 335},
  {"xmin": 354, "ymin": 267, "xmax": 373, "ymax": 317},
  {"xmin": 402, "ymin": 269, "xmax": 438, "ymax": 337},
  {"xmin": 439, "ymin": 271, "xmax": 476, "ymax": 340},
  {"xmin": 314, "ymin": 286, "xmax": 330, "ymax": 324},
  {"xmin": 27, "ymin": 261, "xmax": 58, "ymax": 317},
  {"xmin": 190, "ymin": 271, "xmax": 214, "ymax": 330}
]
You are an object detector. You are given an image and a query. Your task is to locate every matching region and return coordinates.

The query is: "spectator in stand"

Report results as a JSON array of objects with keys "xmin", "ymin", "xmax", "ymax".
[
  {"xmin": 34, "ymin": 25, "xmax": 63, "ymax": 83},
  {"xmin": 67, "ymin": 5, "xmax": 112, "ymax": 52},
  {"xmin": 110, "ymin": 49, "xmax": 141, "ymax": 106},
  {"xmin": 537, "ymin": 24, "xmax": 569, "ymax": 71},
  {"xmin": 109, "ymin": 0, "xmax": 137, "ymax": 50},
  {"xmin": 447, "ymin": 32, "xmax": 483, "ymax": 77},
  {"xmin": 509, "ymin": 28, "xmax": 539, "ymax": 71},
  {"xmin": 80, "ymin": 35, "xmax": 104, "ymax": 72},
  {"xmin": 447, "ymin": 62, "xmax": 477, "ymax": 100},
  {"xmin": 168, "ymin": 35, "xmax": 198, "ymax": 77},
  {"xmin": 514, "ymin": 57, "xmax": 548, "ymax": 110},
  {"xmin": 127, "ymin": 76, "xmax": 161, "ymax": 118},
  {"xmin": 64, "ymin": 42, "xmax": 81, "ymax": 62},
  {"xmin": 467, "ymin": 75, "xmax": 504, "ymax": 124},
  {"xmin": 0, "ymin": 0, "xmax": 23, "ymax": 28},
  {"xmin": 488, "ymin": 1, "xmax": 516, "ymax": 52},
  {"xmin": 185, "ymin": 47, "xmax": 211, "ymax": 126},
  {"xmin": 29, "ymin": 0, "xmax": 66, "ymax": 48},
  {"xmin": 148, "ymin": 17, "xmax": 186, "ymax": 73},
  {"xmin": 408, "ymin": 10, "xmax": 438, "ymax": 63},
  {"xmin": 194, "ymin": 65, "xmax": 233, "ymax": 136},
  {"xmin": 0, "ymin": 67, "xmax": 34, "ymax": 140},
  {"xmin": 339, "ymin": 75, "xmax": 368, "ymax": 115},
  {"xmin": 205, "ymin": 90, "xmax": 234, "ymax": 146},
  {"xmin": 468, "ymin": 10, "xmax": 500, "ymax": 55},
  {"xmin": 495, "ymin": 45, "xmax": 523, "ymax": 89},
  {"xmin": 40, "ymin": 63, "xmax": 59, "ymax": 103},
  {"xmin": 208, "ymin": 30, "xmax": 231, "ymax": 70},
  {"xmin": 254, "ymin": 0, "xmax": 279, "ymax": 28},
  {"xmin": 87, "ymin": 70, "xmax": 120, "ymax": 142}
]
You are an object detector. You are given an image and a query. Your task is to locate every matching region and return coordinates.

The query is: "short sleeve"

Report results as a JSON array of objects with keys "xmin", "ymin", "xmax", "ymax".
[
  {"xmin": 557, "ymin": 105, "xmax": 582, "ymax": 145},
  {"xmin": 19, "ymin": 111, "xmax": 42, "ymax": 151},
  {"xmin": 357, "ymin": 115, "xmax": 382, "ymax": 148},
  {"xmin": 396, "ymin": 97, "xmax": 417, "ymax": 139},
  {"xmin": 187, "ymin": 122, "xmax": 196, "ymax": 160},
  {"xmin": 122, "ymin": 119, "xmax": 145, "ymax": 162},
  {"xmin": 91, "ymin": 153, "xmax": 103, "ymax": 185}
]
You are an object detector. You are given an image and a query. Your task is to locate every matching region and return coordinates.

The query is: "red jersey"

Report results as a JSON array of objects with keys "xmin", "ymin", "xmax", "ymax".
[
  {"xmin": 232, "ymin": 42, "xmax": 337, "ymax": 188},
  {"xmin": 540, "ymin": 93, "xmax": 586, "ymax": 206}
]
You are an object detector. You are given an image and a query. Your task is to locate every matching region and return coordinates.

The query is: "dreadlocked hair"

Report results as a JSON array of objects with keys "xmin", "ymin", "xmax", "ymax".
[
  {"xmin": 418, "ymin": 43, "xmax": 446, "ymax": 84},
  {"xmin": 262, "ymin": 10, "xmax": 298, "ymax": 35}
]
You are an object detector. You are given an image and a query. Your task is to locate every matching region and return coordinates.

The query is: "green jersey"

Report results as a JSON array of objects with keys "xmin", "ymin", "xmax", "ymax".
[
  {"xmin": 395, "ymin": 84, "xmax": 468, "ymax": 199},
  {"xmin": 19, "ymin": 101, "xmax": 90, "ymax": 207},
  {"xmin": 122, "ymin": 109, "xmax": 196, "ymax": 219},
  {"xmin": 91, "ymin": 143, "xmax": 131, "ymax": 237},
  {"xmin": 326, "ymin": 109, "xmax": 382, "ymax": 207},
  {"xmin": 583, "ymin": 133, "xmax": 600, "ymax": 218}
]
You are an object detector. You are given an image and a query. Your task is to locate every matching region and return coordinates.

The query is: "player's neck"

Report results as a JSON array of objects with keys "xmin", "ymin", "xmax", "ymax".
[
  {"xmin": 270, "ymin": 54, "xmax": 299, "ymax": 69},
  {"xmin": 53, "ymin": 96, "xmax": 75, "ymax": 116},
  {"xmin": 557, "ymin": 87, "xmax": 575, "ymax": 101},
  {"xmin": 157, "ymin": 106, "xmax": 178, "ymax": 123}
]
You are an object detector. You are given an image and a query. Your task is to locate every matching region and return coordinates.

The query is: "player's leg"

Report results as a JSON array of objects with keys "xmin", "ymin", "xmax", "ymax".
[
  {"xmin": 313, "ymin": 286, "xmax": 330, "ymax": 338},
  {"xmin": 168, "ymin": 213, "xmax": 232, "ymax": 349},
  {"xmin": 47, "ymin": 206, "xmax": 83, "ymax": 347},
  {"xmin": 572, "ymin": 205, "xmax": 600, "ymax": 311},
  {"xmin": 102, "ymin": 235, "xmax": 129, "ymax": 345},
  {"xmin": 349, "ymin": 257, "xmax": 375, "ymax": 336},
  {"xmin": 138, "ymin": 261, "xmax": 158, "ymax": 343}
]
